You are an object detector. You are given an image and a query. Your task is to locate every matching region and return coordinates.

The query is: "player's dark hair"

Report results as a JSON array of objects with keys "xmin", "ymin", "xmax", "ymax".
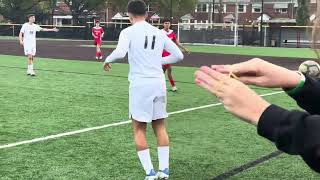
[
  {"xmin": 162, "ymin": 18, "xmax": 171, "ymax": 23},
  {"xmin": 127, "ymin": 0, "xmax": 147, "ymax": 16},
  {"xmin": 27, "ymin": 14, "xmax": 35, "ymax": 19}
]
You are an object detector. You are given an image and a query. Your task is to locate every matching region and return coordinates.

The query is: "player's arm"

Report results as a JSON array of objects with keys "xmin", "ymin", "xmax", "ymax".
[
  {"xmin": 162, "ymin": 35, "xmax": 184, "ymax": 65},
  {"xmin": 19, "ymin": 24, "xmax": 25, "ymax": 46},
  {"xmin": 92, "ymin": 29, "xmax": 97, "ymax": 39},
  {"xmin": 103, "ymin": 31, "xmax": 130, "ymax": 71},
  {"xmin": 19, "ymin": 32, "xmax": 24, "ymax": 46},
  {"xmin": 175, "ymin": 39, "xmax": 189, "ymax": 54},
  {"xmin": 101, "ymin": 29, "xmax": 105, "ymax": 38}
]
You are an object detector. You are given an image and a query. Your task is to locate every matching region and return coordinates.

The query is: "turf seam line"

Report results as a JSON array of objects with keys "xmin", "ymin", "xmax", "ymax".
[
  {"xmin": 0, "ymin": 91, "xmax": 284, "ymax": 150},
  {"xmin": 210, "ymin": 151, "xmax": 283, "ymax": 180}
]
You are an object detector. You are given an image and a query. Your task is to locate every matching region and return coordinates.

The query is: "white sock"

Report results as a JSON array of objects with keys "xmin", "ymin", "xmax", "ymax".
[
  {"xmin": 158, "ymin": 146, "xmax": 169, "ymax": 171},
  {"xmin": 30, "ymin": 64, "xmax": 33, "ymax": 71},
  {"xmin": 137, "ymin": 149, "xmax": 154, "ymax": 174}
]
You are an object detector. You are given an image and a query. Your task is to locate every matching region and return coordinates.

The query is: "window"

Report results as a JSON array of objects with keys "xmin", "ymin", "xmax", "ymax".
[
  {"xmin": 282, "ymin": 8, "xmax": 288, "ymax": 13},
  {"xmin": 253, "ymin": 7, "xmax": 262, "ymax": 13},
  {"xmin": 238, "ymin": 5, "xmax": 246, "ymax": 13},
  {"xmin": 196, "ymin": 4, "xmax": 207, "ymax": 12},
  {"xmin": 214, "ymin": 4, "xmax": 225, "ymax": 13},
  {"xmin": 214, "ymin": 4, "xmax": 220, "ymax": 13},
  {"xmin": 275, "ymin": 8, "xmax": 287, "ymax": 13}
]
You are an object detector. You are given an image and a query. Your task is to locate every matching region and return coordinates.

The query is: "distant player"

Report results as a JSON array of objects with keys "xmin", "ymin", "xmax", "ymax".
[
  {"xmin": 161, "ymin": 18, "xmax": 189, "ymax": 92},
  {"xmin": 92, "ymin": 20, "xmax": 105, "ymax": 60},
  {"xmin": 103, "ymin": 1, "xmax": 183, "ymax": 179},
  {"xmin": 19, "ymin": 14, "xmax": 58, "ymax": 76}
]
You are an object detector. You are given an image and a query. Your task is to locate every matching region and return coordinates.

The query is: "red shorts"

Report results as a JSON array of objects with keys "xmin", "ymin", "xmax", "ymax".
[
  {"xmin": 94, "ymin": 39, "xmax": 102, "ymax": 46},
  {"xmin": 162, "ymin": 64, "xmax": 172, "ymax": 70}
]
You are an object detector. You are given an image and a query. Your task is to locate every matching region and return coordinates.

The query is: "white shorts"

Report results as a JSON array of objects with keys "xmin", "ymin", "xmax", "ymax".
[
  {"xmin": 129, "ymin": 78, "xmax": 168, "ymax": 123},
  {"xmin": 24, "ymin": 46, "xmax": 36, "ymax": 56}
]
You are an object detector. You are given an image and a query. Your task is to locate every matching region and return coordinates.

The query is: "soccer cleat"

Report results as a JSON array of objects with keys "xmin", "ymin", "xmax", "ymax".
[
  {"xmin": 30, "ymin": 70, "xmax": 36, "ymax": 76},
  {"xmin": 156, "ymin": 168, "xmax": 169, "ymax": 180},
  {"xmin": 144, "ymin": 169, "xmax": 157, "ymax": 180},
  {"xmin": 99, "ymin": 56, "xmax": 103, "ymax": 60},
  {"xmin": 95, "ymin": 56, "xmax": 99, "ymax": 60},
  {"xmin": 171, "ymin": 86, "xmax": 177, "ymax": 92},
  {"xmin": 27, "ymin": 70, "xmax": 31, "ymax": 75}
]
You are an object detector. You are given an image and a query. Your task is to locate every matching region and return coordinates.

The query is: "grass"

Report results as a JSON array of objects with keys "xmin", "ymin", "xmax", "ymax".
[
  {"xmin": 0, "ymin": 54, "xmax": 319, "ymax": 179},
  {"xmin": 183, "ymin": 45, "xmax": 317, "ymax": 59}
]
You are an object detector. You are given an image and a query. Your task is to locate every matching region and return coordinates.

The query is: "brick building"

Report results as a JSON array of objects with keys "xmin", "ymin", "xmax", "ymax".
[{"xmin": 184, "ymin": 0, "xmax": 316, "ymax": 25}]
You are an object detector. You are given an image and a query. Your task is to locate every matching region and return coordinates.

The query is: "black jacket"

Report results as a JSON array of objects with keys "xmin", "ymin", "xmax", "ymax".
[{"xmin": 258, "ymin": 75, "xmax": 320, "ymax": 172}]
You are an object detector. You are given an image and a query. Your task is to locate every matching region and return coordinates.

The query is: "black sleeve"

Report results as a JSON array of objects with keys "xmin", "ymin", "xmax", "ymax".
[
  {"xmin": 258, "ymin": 105, "xmax": 320, "ymax": 173},
  {"xmin": 287, "ymin": 75, "xmax": 320, "ymax": 114}
]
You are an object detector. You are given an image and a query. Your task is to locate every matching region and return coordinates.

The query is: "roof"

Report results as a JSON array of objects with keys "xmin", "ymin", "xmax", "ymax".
[
  {"xmin": 224, "ymin": 14, "xmax": 235, "ymax": 20},
  {"xmin": 180, "ymin": 13, "xmax": 194, "ymax": 20},
  {"xmin": 274, "ymin": 3, "xmax": 288, "ymax": 9},
  {"xmin": 257, "ymin": 14, "xmax": 271, "ymax": 22},
  {"xmin": 112, "ymin": 13, "xmax": 129, "ymax": 20},
  {"xmin": 150, "ymin": 13, "xmax": 160, "ymax": 20}
]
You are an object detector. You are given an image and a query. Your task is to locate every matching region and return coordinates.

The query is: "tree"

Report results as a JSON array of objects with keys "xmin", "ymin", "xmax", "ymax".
[
  {"xmin": 218, "ymin": 0, "xmax": 223, "ymax": 23},
  {"xmin": 62, "ymin": 0, "xmax": 107, "ymax": 25},
  {"xmin": 107, "ymin": 0, "xmax": 128, "ymax": 13},
  {"xmin": 296, "ymin": 0, "xmax": 309, "ymax": 26},
  {"xmin": 40, "ymin": 0, "xmax": 58, "ymax": 25},
  {"xmin": 158, "ymin": 0, "xmax": 197, "ymax": 19},
  {"xmin": 0, "ymin": 0, "xmax": 47, "ymax": 23}
]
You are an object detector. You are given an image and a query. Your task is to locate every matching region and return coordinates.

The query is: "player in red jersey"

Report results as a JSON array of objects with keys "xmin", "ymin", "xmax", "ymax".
[
  {"xmin": 92, "ymin": 20, "xmax": 105, "ymax": 60},
  {"xmin": 162, "ymin": 18, "xmax": 189, "ymax": 92}
]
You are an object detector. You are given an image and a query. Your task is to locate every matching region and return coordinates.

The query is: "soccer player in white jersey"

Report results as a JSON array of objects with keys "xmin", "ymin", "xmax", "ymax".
[
  {"xmin": 19, "ymin": 14, "xmax": 59, "ymax": 76},
  {"xmin": 103, "ymin": 1, "xmax": 183, "ymax": 179}
]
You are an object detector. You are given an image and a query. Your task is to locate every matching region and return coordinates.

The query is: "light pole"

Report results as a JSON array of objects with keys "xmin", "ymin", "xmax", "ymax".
[
  {"xmin": 170, "ymin": 0, "xmax": 173, "ymax": 20},
  {"xmin": 260, "ymin": 0, "xmax": 264, "ymax": 46},
  {"xmin": 234, "ymin": 0, "xmax": 239, "ymax": 46}
]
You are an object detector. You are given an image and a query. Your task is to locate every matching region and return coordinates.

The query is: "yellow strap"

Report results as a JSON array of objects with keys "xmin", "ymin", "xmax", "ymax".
[{"xmin": 228, "ymin": 69, "xmax": 239, "ymax": 79}]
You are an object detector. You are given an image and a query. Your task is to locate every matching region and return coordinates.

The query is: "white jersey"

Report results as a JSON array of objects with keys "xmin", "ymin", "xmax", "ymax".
[
  {"xmin": 105, "ymin": 21, "xmax": 183, "ymax": 83},
  {"xmin": 20, "ymin": 23, "xmax": 42, "ymax": 50}
]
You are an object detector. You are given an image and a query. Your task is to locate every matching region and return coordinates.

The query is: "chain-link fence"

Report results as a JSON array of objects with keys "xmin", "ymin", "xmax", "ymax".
[
  {"xmin": 0, "ymin": 22, "xmax": 178, "ymax": 41},
  {"xmin": 178, "ymin": 23, "xmax": 313, "ymax": 48},
  {"xmin": 0, "ymin": 22, "xmax": 313, "ymax": 48}
]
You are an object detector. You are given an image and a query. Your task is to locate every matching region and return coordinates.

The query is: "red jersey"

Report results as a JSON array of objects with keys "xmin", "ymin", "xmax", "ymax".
[
  {"xmin": 162, "ymin": 29, "xmax": 177, "ymax": 57},
  {"xmin": 92, "ymin": 26, "xmax": 104, "ymax": 40}
]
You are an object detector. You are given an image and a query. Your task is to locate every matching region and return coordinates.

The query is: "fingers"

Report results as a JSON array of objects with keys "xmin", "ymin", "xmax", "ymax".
[
  {"xmin": 211, "ymin": 65, "xmax": 231, "ymax": 74},
  {"xmin": 195, "ymin": 69, "xmax": 218, "ymax": 87},
  {"xmin": 195, "ymin": 68, "xmax": 227, "ymax": 96},
  {"xmin": 103, "ymin": 63, "xmax": 111, "ymax": 71},
  {"xmin": 232, "ymin": 58, "xmax": 264, "ymax": 75},
  {"xmin": 200, "ymin": 66, "xmax": 228, "ymax": 82}
]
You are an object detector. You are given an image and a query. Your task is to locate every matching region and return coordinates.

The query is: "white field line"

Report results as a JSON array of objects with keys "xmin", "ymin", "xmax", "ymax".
[{"xmin": 0, "ymin": 91, "xmax": 284, "ymax": 149}]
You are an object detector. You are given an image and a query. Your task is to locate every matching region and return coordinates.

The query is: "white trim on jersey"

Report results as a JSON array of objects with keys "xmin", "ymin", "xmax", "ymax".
[{"xmin": 161, "ymin": 29, "xmax": 174, "ymax": 35}]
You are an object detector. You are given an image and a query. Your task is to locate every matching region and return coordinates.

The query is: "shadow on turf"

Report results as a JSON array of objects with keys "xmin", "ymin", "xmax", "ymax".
[{"xmin": 210, "ymin": 151, "xmax": 283, "ymax": 180}]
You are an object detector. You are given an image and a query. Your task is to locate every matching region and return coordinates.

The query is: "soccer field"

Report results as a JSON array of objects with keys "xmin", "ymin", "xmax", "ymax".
[{"xmin": 0, "ymin": 55, "xmax": 319, "ymax": 179}]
